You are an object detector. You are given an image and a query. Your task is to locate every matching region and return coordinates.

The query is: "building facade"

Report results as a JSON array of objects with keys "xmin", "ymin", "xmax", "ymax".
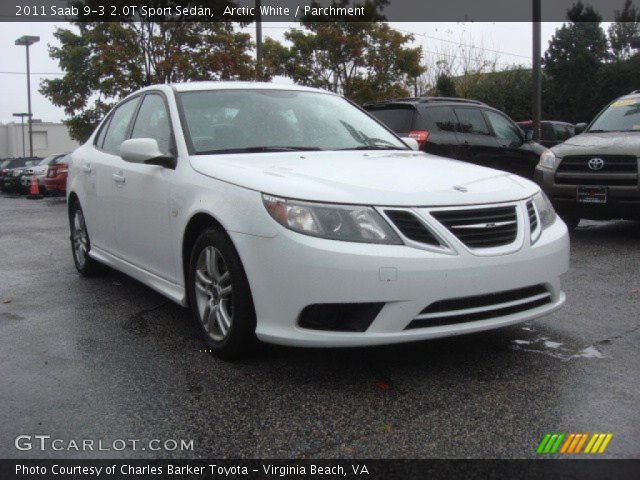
[{"xmin": 0, "ymin": 121, "xmax": 79, "ymax": 159}]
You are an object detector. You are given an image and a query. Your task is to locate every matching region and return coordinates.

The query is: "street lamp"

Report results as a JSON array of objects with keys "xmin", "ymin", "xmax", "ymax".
[
  {"xmin": 15, "ymin": 35, "xmax": 40, "ymax": 158},
  {"xmin": 12, "ymin": 112, "xmax": 31, "ymax": 158}
]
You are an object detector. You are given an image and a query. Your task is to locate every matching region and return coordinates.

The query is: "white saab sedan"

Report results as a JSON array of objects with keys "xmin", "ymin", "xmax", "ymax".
[{"xmin": 67, "ymin": 82, "xmax": 569, "ymax": 358}]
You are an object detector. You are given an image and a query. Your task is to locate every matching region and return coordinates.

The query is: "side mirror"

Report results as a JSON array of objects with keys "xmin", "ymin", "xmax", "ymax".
[
  {"xmin": 401, "ymin": 137, "xmax": 420, "ymax": 151},
  {"xmin": 524, "ymin": 129, "xmax": 534, "ymax": 142},
  {"xmin": 120, "ymin": 138, "xmax": 176, "ymax": 169},
  {"xmin": 575, "ymin": 123, "xmax": 587, "ymax": 134}
]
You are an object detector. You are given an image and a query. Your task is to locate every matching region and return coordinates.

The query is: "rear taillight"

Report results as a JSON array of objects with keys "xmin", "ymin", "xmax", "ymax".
[{"xmin": 408, "ymin": 130, "xmax": 429, "ymax": 148}]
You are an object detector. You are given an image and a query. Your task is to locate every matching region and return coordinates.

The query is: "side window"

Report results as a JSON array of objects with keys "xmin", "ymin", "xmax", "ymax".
[
  {"xmin": 94, "ymin": 114, "xmax": 113, "ymax": 149},
  {"xmin": 454, "ymin": 108, "xmax": 491, "ymax": 135},
  {"xmin": 484, "ymin": 110, "xmax": 521, "ymax": 143},
  {"xmin": 424, "ymin": 106, "xmax": 457, "ymax": 132},
  {"xmin": 553, "ymin": 124, "xmax": 571, "ymax": 141},
  {"xmin": 130, "ymin": 94, "xmax": 172, "ymax": 154},
  {"xmin": 101, "ymin": 98, "xmax": 139, "ymax": 155},
  {"xmin": 542, "ymin": 123, "xmax": 556, "ymax": 141}
]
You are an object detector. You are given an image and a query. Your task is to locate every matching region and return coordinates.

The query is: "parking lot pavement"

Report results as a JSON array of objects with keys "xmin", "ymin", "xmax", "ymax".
[{"xmin": 0, "ymin": 195, "xmax": 638, "ymax": 459}]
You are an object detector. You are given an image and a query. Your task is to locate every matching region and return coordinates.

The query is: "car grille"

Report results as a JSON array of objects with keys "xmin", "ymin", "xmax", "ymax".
[
  {"xmin": 526, "ymin": 200, "xmax": 538, "ymax": 232},
  {"xmin": 384, "ymin": 210, "xmax": 440, "ymax": 246},
  {"xmin": 430, "ymin": 206, "xmax": 518, "ymax": 249},
  {"xmin": 406, "ymin": 284, "xmax": 551, "ymax": 329},
  {"xmin": 555, "ymin": 155, "xmax": 638, "ymax": 186}
]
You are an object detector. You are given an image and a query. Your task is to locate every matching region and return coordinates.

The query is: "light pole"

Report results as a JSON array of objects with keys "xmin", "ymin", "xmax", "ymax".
[
  {"xmin": 532, "ymin": 0, "xmax": 541, "ymax": 141},
  {"xmin": 256, "ymin": 0, "xmax": 262, "ymax": 80},
  {"xmin": 12, "ymin": 112, "xmax": 30, "ymax": 158},
  {"xmin": 15, "ymin": 35, "xmax": 40, "ymax": 158}
]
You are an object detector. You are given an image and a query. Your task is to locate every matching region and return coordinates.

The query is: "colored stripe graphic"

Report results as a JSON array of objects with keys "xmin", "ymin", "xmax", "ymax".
[{"xmin": 538, "ymin": 433, "xmax": 612, "ymax": 454}]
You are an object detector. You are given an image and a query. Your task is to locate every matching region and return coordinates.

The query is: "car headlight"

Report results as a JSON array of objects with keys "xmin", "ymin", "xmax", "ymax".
[
  {"xmin": 538, "ymin": 149, "xmax": 558, "ymax": 169},
  {"xmin": 532, "ymin": 190, "xmax": 557, "ymax": 233},
  {"xmin": 262, "ymin": 194, "xmax": 403, "ymax": 245}
]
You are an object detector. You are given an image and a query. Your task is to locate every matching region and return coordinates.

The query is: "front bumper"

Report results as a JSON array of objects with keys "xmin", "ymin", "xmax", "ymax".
[
  {"xmin": 230, "ymin": 211, "xmax": 569, "ymax": 347},
  {"xmin": 2, "ymin": 176, "xmax": 20, "ymax": 193},
  {"xmin": 535, "ymin": 166, "xmax": 640, "ymax": 220}
]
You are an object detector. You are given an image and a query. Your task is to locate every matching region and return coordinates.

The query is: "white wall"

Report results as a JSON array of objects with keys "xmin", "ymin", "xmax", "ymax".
[{"xmin": 0, "ymin": 122, "xmax": 79, "ymax": 158}]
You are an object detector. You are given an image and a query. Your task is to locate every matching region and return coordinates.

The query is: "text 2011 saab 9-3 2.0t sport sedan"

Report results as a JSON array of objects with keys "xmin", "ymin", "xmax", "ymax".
[{"xmin": 67, "ymin": 82, "xmax": 569, "ymax": 358}]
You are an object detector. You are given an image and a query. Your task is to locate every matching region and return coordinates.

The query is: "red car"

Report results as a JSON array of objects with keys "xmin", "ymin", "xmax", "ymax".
[{"xmin": 43, "ymin": 154, "xmax": 71, "ymax": 195}]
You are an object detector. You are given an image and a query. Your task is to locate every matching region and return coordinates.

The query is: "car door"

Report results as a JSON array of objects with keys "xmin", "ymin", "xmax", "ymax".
[
  {"xmin": 112, "ymin": 92, "xmax": 177, "ymax": 281},
  {"xmin": 82, "ymin": 96, "xmax": 141, "ymax": 254},
  {"xmin": 483, "ymin": 109, "xmax": 537, "ymax": 179},
  {"xmin": 452, "ymin": 107, "xmax": 501, "ymax": 168},
  {"xmin": 419, "ymin": 105, "xmax": 463, "ymax": 159}
]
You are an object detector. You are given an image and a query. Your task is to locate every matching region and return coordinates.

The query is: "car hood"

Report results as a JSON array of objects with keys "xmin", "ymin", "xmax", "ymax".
[
  {"xmin": 189, "ymin": 151, "xmax": 538, "ymax": 206},
  {"xmin": 553, "ymin": 131, "xmax": 640, "ymax": 156}
]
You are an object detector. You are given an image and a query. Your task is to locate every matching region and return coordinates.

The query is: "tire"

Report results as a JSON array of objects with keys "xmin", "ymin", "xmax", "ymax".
[
  {"xmin": 69, "ymin": 200, "xmax": 104, "ymax": 276},
  {"xmin": 560, "ymin": 213, "xmax": 580, "ymax": 232},
  {"xmin": 187, "ymin": 227, "xmax": 257, "ymax": 359}
]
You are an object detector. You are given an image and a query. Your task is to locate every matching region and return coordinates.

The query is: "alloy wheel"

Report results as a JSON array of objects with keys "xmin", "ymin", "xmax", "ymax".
[
  {"xmin": 72, "ymin": 209, "xmax": 89, "ymax": 268},
  {"xmin": 194, "ymin": 246, "xmax": 234, "ymax": 341}
]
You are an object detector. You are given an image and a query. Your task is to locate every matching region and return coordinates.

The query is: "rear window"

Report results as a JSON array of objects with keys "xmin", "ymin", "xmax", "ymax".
[{"xmin": 367, "ymin": 107, "xmax": 415, "ymax": 133}]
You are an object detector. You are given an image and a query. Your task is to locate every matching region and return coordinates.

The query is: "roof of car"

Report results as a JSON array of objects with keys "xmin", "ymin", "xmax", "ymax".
[
  {"xmin": 167, "ymin": 81, "xmax": 333, "ymax": 95},
  {"xmin": 363, "ymin": 97, "xmax": 487, "ymax": 108}
]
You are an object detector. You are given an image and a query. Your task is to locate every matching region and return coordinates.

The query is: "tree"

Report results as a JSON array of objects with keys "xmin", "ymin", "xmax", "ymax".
[
  {"xmin": 41, "ymin": 21, "xmax": 258, "ymax": 142},
  {"xmin": 608, "ymin": 0, "xmax": 640, "ymax": 60},
  {"xmin": 263, "ymin": 18, "xmax": 423, "ymax": 104},
  {"xmin": 543, "ymin": 1, "xmax": 609, "ymax": 122},
  {"xmin": 435, "ymin": 73, "xmax": 457, "ymax": 97}
]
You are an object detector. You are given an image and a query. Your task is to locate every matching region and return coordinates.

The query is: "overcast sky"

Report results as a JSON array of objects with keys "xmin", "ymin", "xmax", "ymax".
[{"xmin": 0, "ymin": 22, "xmax": 580, "ymax": 124}]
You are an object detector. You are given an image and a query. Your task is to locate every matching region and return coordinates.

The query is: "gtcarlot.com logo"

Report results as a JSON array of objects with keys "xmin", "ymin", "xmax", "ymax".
[
  {"xmin": 15, "ymin": 435, "xmax": 194, "ymax": 452},
  {"xmin": 537, "ymin": 432, "xmax": 613, "ymax": 455}
]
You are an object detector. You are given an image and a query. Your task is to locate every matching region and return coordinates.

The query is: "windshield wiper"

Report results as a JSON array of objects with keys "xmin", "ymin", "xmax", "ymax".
[
  {"xmin": 339, "ymin": 145, "xmax": 405, "ymax": 150},
  {"xmin": 197, "ymin": 146, "xmax": 324, "ymax": 154}
]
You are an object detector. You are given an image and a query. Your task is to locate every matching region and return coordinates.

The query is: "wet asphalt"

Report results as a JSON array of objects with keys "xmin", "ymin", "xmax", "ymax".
[{"xmin": 0, "ymin": 195, "xmax": 638, "ymax": 459}]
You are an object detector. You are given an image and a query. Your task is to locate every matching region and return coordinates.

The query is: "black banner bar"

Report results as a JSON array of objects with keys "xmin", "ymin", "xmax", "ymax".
[
  {"xmin": 1, "ymin": 459, "xmax": 640, "ymax": 480},
  {"xmin": 3, "ymin": 0, "xmax": 640, "ymax": 22}
]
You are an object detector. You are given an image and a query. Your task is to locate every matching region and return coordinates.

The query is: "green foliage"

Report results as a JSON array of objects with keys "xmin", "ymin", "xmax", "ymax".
[
  {"xmin": 40, "ymin": 22, "xmax": 258, "ymax": 142},
  {"xmin": 608, "ymin": 0, "xmax": 640, "ymax": 60},
  {"xmin": 435, "ymin": 74, "xmax": 457, "ymax": 97},
  {"xmin": 263, "ymin": 20, "xmax": 424, "ymax": 104},
  {"xmin": 543, "ymin": 1, "xmax": 610, "ymax": 123}
]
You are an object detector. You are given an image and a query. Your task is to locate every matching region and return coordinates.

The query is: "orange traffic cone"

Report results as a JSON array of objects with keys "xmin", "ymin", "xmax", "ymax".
[{"xmin": 27, "ymin": 174, "xmax": 42, "ymax": 199}]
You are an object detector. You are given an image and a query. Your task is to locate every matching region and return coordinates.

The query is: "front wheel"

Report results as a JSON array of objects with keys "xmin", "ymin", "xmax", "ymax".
[{"xmin": 187, "ymin": 228, "xmax": 257, "ymax": 359}]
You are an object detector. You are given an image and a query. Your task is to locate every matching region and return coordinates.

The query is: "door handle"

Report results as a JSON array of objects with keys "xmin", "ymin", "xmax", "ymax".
[
  {"xmin": 81, "ymin": 164, "xmax": 92, "ymax": 174},
  {"xmin": 112, "ymin": 173, "xmax": 126, "ymax": 184}
]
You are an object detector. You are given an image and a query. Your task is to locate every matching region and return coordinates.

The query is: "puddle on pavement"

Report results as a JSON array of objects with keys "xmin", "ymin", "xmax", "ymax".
[{"xmin": 511, "ymin": 326, "xmax": 605, "ymax": 361}]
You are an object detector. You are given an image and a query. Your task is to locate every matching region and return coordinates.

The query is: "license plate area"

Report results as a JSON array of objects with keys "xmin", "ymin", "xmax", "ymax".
[{"xmin": 577, "ymin": 186, "xmax": 607, "ymax": 204}]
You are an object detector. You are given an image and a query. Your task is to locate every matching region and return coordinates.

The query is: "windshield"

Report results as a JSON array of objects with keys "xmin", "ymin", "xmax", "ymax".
[
  {"xmin": 39, "ymin": 155, "xmax": 57, "ymax": 166},
  {"xmin": 589, "ymin": 97, "xmax": 640, "ymax": 132},
  {"xmin": 178, "ymin": 89, "xmax": 407, "ymax": 154}
]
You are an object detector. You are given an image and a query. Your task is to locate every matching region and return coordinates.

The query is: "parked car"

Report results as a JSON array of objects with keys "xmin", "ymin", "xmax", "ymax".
[
  {"xmin": 1, "ymin": 157, "xmax": 41, "ymax": 193},
  {"xmin": 44, "ymin": 154, "xmax": 71, "ymax": 195},
  {"xmin": 68, "ymin": 82, "xmax": 569, "ymax": 358},
  {"xmin": 19, "ymin": 154, "xmax": 67, "ymax": 195},
  {"xmin": 518, "ymin": 120, "xmax": 576, "ymax": 148},
  {"xmin": 363, "ymin": 97, "xmax": 546, "ymax": 179},
  {"xmin": 535, "ymin": 91, "xmax": 640, "ymax": 230}
]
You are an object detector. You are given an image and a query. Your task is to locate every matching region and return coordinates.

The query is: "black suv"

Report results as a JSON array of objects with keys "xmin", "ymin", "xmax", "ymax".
[
  {"xmin": 518, "ymin": 120, "xmax": 576, "ymax": 148},
  {"xmin": 364, "ymin": 97, "xmax": 546, "ymax": 179}
]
